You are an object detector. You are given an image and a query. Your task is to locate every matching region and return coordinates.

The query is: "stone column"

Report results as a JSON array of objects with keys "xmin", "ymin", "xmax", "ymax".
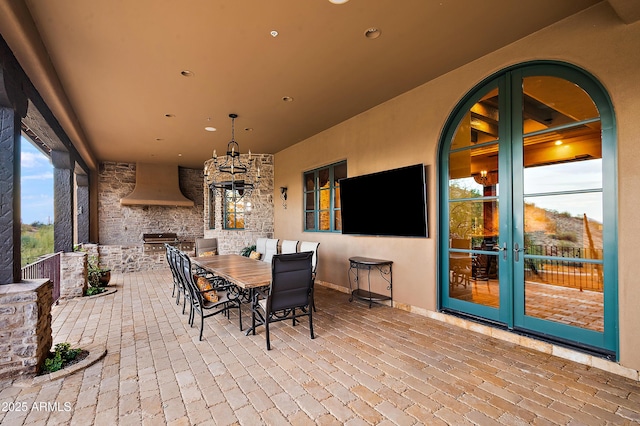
[
  {"xmin": 0, "ymin": 279, "xmax": 53, "ymax": 378},
  {"xmin": 0, "ymin": 66, "xmax": 26, "ymax": 285},
  {"xmin": 52, "ymin": 150, "xmax": 75, "ymax": 253},
  {"xmin": 76, "ymin": 173, "xmax": 90, "ymax": 244}
]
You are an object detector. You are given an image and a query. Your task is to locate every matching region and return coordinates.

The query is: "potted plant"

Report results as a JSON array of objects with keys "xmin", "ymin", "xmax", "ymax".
[
  {"xmin": 240, "ymin": 244, "xmax": 256, "ymax": 257},
  {"xmin": 88, "ymin": 255, "xmax": 111, "ymax": 287}
]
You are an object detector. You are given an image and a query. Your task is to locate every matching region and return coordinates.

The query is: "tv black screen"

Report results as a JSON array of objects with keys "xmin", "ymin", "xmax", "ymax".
[{"xmin": 339, "ymin": 164, "xmax": 427, "ymax": 237}]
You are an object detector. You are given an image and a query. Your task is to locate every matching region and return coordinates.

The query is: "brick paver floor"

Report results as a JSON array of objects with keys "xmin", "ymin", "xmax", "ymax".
[{"xmin": 1, "ymin": 270, "xmax": 639, "ymax": 425}]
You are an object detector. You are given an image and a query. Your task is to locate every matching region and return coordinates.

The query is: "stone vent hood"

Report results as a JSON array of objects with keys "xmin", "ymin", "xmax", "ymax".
[{"xmin": 120, "ymin": 163, "xmax": 194, "ymax": 207}]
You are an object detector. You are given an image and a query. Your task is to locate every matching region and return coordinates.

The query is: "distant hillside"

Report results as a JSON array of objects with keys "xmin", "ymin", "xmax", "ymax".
[{"xmin": 524, "ymin": 202, "xmax": 602, "ymax": 253}]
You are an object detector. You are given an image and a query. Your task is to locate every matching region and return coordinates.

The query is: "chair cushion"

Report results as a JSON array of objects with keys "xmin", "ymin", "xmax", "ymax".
[
  {"xmin": 195, "ymin": 275, "xmax": 219, "ymax": 303},
  {"xmin": 249, "ymin": 251, "xmax": 262, "ymax": 260},
  {"xmin": 199, "ymin": 249, "xmax": 218, "ymax": 257}
]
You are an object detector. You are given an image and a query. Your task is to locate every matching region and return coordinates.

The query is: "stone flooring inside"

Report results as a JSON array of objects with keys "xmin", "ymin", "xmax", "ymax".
[{"xmin": 1, "ymin": 270, "xmax": 639, "ymax": 425}]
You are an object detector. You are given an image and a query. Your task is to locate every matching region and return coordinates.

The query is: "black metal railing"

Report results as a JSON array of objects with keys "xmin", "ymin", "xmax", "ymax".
[
  {"xmin": 525, "ymin": 245, "xmax": 603, "ymax": 292},
  {"xmin": 22, "ymin": 252, "xmax": 61, "ymax": 304}
]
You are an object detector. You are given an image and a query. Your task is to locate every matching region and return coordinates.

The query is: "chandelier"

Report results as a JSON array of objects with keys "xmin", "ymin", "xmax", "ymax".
[{"xmin": 204, "ymin": 113, "xmax": 260, "ymax": 198}]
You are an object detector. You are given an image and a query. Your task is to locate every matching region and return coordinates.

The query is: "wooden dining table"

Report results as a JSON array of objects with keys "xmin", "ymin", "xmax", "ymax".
[
  {"xmin": 191, "ymin": 254, "xmax": 272, "ymax": 335},
  {"xmin": 191, "ymin": 254, "xmax": 272, "ymax": 290}
]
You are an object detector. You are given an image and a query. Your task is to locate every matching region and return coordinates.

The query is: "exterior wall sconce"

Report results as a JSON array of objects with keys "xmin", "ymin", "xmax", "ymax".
[{"xmin": 280, "ymin": 187, "xmax": 288, "ymax": 209}]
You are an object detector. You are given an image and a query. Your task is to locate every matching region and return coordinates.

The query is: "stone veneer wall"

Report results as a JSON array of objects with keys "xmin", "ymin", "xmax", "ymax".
[
  {"xmin": 0, "ymin": 279, "xmax": 53, "ymax": 379},
  {"xmin": 203, "ymin": 154, "xmax": 275, "ymax": 254},
  {"xmin": 98, "ymin": 162, "xmax": 204, "ymax": 245},
  {"xmin": 96, "ymin": 162, "xmax": 204, "ymax": 272}
]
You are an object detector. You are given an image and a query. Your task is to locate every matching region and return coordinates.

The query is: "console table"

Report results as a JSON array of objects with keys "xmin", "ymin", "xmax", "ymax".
[{"xmin": 348, "ymin": 257, "xmax": 393, "ymax": 308}]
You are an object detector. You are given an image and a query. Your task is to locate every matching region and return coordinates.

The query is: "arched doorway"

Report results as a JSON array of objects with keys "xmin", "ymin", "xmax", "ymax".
[{"xmin": 439, "ymin": 62, "xmax": 617, "ymax": 357}]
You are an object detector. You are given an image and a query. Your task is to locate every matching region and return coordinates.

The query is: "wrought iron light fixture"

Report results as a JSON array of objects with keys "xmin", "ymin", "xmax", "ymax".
[
  {"xmin": 205, "ymin": 113, "xmax": 260, "ymax": 198},
  {"xmin": 473, "ymin": 169, "xmax": 498, "ymax": 186}
]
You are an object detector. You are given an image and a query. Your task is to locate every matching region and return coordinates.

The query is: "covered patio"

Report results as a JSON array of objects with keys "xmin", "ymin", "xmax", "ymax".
[{"xmin": 1, "ymin": 271, "xmax": 639, "ymax": 425}]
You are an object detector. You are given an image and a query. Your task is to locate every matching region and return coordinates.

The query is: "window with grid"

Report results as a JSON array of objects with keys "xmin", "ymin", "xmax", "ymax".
[
  {"xmin": 223, "ymin": 189, "xmax": 245, "ymax": 230},
  {"xmin": 304, "ymin": 161, "xmax": 346, "ymax": 232}
]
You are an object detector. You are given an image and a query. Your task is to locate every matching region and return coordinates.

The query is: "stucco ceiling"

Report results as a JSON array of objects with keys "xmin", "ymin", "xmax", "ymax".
[{"xmin": 8, "ymin": 0, "xmax": 601, "ymax": 168}]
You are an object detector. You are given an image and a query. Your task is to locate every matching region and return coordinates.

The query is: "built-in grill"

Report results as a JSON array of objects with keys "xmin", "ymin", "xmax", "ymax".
[
  {"xmin": 143, "ymin": 233, "xmax": 195, "ymax": 253},
  {"xmin": 143, "ymin": 233, "xmax": 179, "ymax": 253}
]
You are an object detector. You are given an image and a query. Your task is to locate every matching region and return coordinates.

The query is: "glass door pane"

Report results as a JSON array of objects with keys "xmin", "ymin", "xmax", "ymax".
[
  {"xmin": 447, "ymin": 88, "xmax": 502, "ymax": 310},
  {"xmin": 519, "ymin": 75, "xmax": 604, "ymax": 332}
]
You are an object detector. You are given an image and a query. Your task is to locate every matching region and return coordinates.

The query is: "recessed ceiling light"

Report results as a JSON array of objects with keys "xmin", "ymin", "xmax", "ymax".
[
  {"xmin": 178, "ymin": 153, "xmax": 182, "ymax": 157},
  {"xmin": 329, "ymin": 0, "xmax": 349, "ymax": 4},
  {"xmin": 270, "ymin": 30, "xmax": 279, "ymax": 37},
  {"xmin": 364, "ymin": 28, "xmax": 381, "ymax": 39},
  {"xmin": 180, "ymin": 70, "xmax": 194, "ymax": 77},
  {"xmin": 555, "ymin": 140, "xmax": 563, "ymax": 146},
  {"xmin": 282, "ymin": 96, "xmax": 294, "ymax": 102},
  {"xmin": 165, "ymin": 114, "xmax": 175, "ymax": 118},
  {"xmin": 155, "ymin": 138, "xmax": 164, "ymax": 141},
  {"xmin": 245, "ymin": 127, "xmax": 253, "ymax": 132},
  {"xmin": 205, "ymin": 127, "xmax": 217, "ymax": 132}
]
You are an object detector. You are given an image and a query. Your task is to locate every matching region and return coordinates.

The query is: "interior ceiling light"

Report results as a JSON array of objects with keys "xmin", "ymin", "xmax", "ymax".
[
  {"xmin": 180, "ymin": 70, "xmax": 194, "ymax": 77},
  {"xmin": 329, "ymin": 0, "xmax": 349, "ymax": 4},
  {"xmin": 205, "ymin": 117, "xmax": 216, "ymax": 132},
  {"xmin": 282, "ymin": 96, "xmax": 294, "ymax": 102},
  {"xmin": 270, "ymin": 30, "xmax": 279, "ymax": 37},
  {"xmin": 364, "ymin": 28, "xmax": 381, "ymax": 39},
  {"xmin": 555, "ymin": 140, "xmax": 563, "ymax": 145},
  {"xmin": 165, "ymin": 114, "xmax": 175, "ymax": 118}
]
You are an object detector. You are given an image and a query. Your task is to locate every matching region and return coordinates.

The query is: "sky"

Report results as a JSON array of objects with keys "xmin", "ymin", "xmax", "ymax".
[{"xmin": 21, "ymin": 137, "xmax": 54, "ymax": 225}]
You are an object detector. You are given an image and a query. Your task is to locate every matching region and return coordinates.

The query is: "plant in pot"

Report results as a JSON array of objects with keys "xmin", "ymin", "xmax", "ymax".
[
  {"xmin": 88, "ymin": 255, "xmax": 111, "ymax": 288},
  {"xmin": 240, "ymin": 245, "xmax": 256, "ymax": 257}
]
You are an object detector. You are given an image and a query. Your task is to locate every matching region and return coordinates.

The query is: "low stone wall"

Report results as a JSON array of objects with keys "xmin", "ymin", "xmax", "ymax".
[
  {"xmin": 0, "ymin": 279, "xmax": 53, "ymax": 379},
  {"xmin": 60, "ymin": 252, "xmax": 87, "ymax": 299},
  {"xmin": 81, "ymin": 243, "xmax": 168, "ymax": 273}
]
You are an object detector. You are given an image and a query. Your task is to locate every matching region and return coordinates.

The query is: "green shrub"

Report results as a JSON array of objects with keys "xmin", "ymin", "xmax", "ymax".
[
  {"xmin": 41, "ymin": 342, "xmax": 82, "ymax": 374},
  {"xmin": 20, "ymin": 223, "xmax": 54, "ymax": 266},
  {"xmin": 86, "ymin": 286, "xmax": 106, "ymax": 296},
  {"xmin": 240, "ymin": 245, "xmax": 256, "ymax": 257}
]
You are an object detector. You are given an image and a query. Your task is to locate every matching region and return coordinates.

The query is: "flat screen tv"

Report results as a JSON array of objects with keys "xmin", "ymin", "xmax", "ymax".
[{"xmin": 339, "ymin": 164, "xmax": 427, "ymax": 237}]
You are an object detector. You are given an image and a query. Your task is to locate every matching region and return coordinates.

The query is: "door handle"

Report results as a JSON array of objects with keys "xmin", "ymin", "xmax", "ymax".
[
  {"xmin": 497, "ymin": 242, "xmax": 508, "ymax": 260},
  {"xmin": 513, "ymin": 242, "xmax": 524, "ymax": 262}
]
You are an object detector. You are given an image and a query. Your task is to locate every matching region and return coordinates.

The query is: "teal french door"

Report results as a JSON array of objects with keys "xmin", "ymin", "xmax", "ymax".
[{"xmin": 439, "ymin": 62, "xmax": 617, "ymax": 357}]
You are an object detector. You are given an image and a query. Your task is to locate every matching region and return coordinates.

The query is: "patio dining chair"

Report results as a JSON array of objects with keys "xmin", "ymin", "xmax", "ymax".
[
  {"xmin": 179, "ymin": 251, "xmax": 242, "ymax": 340},
  {"xmin": 166, "ymin": 244, "xmax": 190, "ymax": 313},
  {"xmin": 195, "ymin": 237, "xmax": 218, "ymax": 257},
  {"xmin": 299, "ymin": 241, "xmax": 320, "ymax": 311},
  {"xmin": 263, "ymin": 238, "xmax": 279, "ymax": 263},
  {"xmin": 165, "ymin": 244, "xmax": 181, "ymax": 298},
  {"xmin": 253, "ymin": 252, "xmax": 315, "ymax": 350},
  {"xmin": 280, "ymin": 240, "xmax": 298, "ymax": 254},
  {"xmin": 255, "ymin": 238, "xmax": 267, "ymax": 259}
]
